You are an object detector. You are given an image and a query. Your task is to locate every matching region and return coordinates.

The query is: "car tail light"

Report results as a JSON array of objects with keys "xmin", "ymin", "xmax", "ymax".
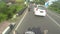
[{"xmin": 36, "ymin": 8, "xmax": 38, "ymax": 11}]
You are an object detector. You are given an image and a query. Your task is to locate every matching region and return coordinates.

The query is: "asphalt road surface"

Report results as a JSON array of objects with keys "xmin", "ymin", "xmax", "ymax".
[{"xmin": 12, "ymin": 4, "xmax": 60, "ymax": 34}]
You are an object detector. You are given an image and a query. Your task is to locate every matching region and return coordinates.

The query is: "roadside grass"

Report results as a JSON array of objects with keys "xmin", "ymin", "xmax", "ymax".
[
  {"xmin": 9, "ymin": 15, "xmax": 23, "ymax": 23},
  {"xmin": 48, "ymin": 0, "xmax": 60, "ymax": 14},
  {"xmin": 8, "ymin": 9, "xmax": 26, "ymax": 23},
  {"xmin": 48, "ymin": 7, "xmax": 60, "ymax": 14},
  {"xmin": 8, "ymin": 4, "xmax": 27, "ymax": 23},
  {"xmin": 16, "ymin": 4, "xmax": 25, "ymax": 12},
  {"xmin": 16, "ymin": 0, "xmax": 24, "ymax": 3},
  {"xmin": 0, "ymin": 0, "xmax": 26, "ymax": 23}
]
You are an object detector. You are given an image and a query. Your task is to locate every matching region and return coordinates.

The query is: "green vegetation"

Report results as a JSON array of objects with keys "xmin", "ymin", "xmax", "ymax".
[
  {"xmin": 0, "ymin": 1, "xmax": 7, "ymax": 22},
  {"xmin": 35, "ymin": 0, "xmax": 45, "ymax": 5},
  {"xmin": 49, "ymin": 0, "xmax": 60, "ymax": 14},
  {"xmin": 16, "ymin": 4, "xmax": 25, "ymax": 12},
  {"xmin": 16, "ymin": 0, "xmax": 24, "ymax": 3},
  {"xmin": 0, "ymin": 1, "xmax": 26, "ymax": 22}
]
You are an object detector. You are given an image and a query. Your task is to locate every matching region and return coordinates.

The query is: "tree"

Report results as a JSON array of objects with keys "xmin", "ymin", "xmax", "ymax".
[
  {"xmin": 49, "ymin": 0, "xmax": 60, "ymax": 13},
  {"xmin": 0, "ymin": 13, "xmax": 7, "ymax": 22},
  {"xmin": 0, "ymin": 1, "xmax": 7, "ymax": 22},
  {"xmin": 0, "ymin": 1, "xmax": 26, "ymax": 22},
  {"xmin": 16, "ymin": 0, "xmax": 24, "ymax": 3},
  {"xmin": 35, "ymin": 0, "xmax": 45, "ymax": 5}
]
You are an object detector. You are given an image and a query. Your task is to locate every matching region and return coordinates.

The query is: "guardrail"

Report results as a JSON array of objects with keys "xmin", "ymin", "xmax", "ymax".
[{"xmin": 17, "ymin": 7, "xmax": 27, "ymax": 16}]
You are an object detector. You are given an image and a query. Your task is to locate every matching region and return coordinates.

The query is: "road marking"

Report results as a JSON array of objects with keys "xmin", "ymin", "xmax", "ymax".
[
  {"xmin": 15, "ymin": 9, "xmax": 28, "ymax": 30},
  {"xmin": 47, "ymin": 14, "xmax": 60, "ymax": 27},
  {"xmin": 48, "ymin": 11, "xmax": 60, "ymax": 19},
  {"xmin": 13, "ymin": 30, "xmax": 16, "ymax": 34}
]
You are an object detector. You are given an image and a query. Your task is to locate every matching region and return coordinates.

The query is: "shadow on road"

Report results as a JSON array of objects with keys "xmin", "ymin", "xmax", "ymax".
[{"xmin": 28, "ymin": 27, "xmax": 43, "ymax": 34}]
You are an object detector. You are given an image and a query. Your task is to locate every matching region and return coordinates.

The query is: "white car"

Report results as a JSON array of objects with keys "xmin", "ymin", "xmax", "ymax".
[
  {"xmin": 34, "ymin": 5, "xmax": 47, "ymax": 16},
  {"xmin": 25, "ymin": 31, "xmax": 35, "ymax": 34}
]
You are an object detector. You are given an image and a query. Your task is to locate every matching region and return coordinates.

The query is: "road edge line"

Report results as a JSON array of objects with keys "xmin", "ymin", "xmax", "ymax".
[
  {"xmin": 15, "ymin": 8, "xmax": 28, "ymax": 30},
  {"xmin": 47, "ymin": 14, "xmax": 60, "ymax": 27},
  {"xmin": 48, "ymin": 10, "xmax": 60, "ymax": 19}
]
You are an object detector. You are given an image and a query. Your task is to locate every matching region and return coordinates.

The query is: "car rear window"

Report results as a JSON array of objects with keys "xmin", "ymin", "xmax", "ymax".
[{"xmin": 38, "ymin": 6, "xmax": 45, "ymax": 10}]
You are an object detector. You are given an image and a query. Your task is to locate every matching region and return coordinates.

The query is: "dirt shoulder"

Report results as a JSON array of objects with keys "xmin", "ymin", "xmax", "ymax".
[{"xmin": 0, "ymin": 21, "xmax": 10, "ymax": 34}]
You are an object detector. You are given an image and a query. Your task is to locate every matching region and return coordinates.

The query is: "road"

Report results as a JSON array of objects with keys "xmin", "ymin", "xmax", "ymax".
[{"xmin": 13, "ymin": 4, "xmax": 60, "ymax": 34}]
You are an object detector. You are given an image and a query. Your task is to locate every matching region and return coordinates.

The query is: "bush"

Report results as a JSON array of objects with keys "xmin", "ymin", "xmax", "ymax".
[
  {"xmin": 0, "ymin": 1, "xmax": 26, "ymax": 22},
  {"xmin": 0, "ymin": 13, "xmax": 7, "ymax": 22},
  {"xmin": 8, "ymin": 5, "xmax": 16, "ymax": 13},
  {"xmin": 0, "ymin": 1, "xmax": 7, "ymax": 13},
  {"xmin": 49, "ymin": 0, "xmax": 60, "ymax": 14},
  {"xmin": 0, "ymin": 1, "xmax": 7, "ymax": 22},
  {"xmin": 35, "ymin": 0, "xmax": 45, "ymax": 5},
  {"xmin": 16, "ymin": 0, "xmax": 24, "ymax": 3},
  {"xmin": 16, "ymin": 4, "xmax": 25, "ymax": 12}
]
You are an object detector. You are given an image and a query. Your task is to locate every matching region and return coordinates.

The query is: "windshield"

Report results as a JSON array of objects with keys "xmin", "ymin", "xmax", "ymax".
[{"xmin": 38, "ymin": 6, "xmax": 45, "ymax": 10}]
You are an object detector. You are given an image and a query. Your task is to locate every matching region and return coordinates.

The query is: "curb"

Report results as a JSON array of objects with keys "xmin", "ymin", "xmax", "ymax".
[
  {"xmin": 2, "ymin": 23, "xmax": 15, "ymax": 34},
  {"xmin": 2, "ymin": 26, "xmax": 10, "ymax": 34}
]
